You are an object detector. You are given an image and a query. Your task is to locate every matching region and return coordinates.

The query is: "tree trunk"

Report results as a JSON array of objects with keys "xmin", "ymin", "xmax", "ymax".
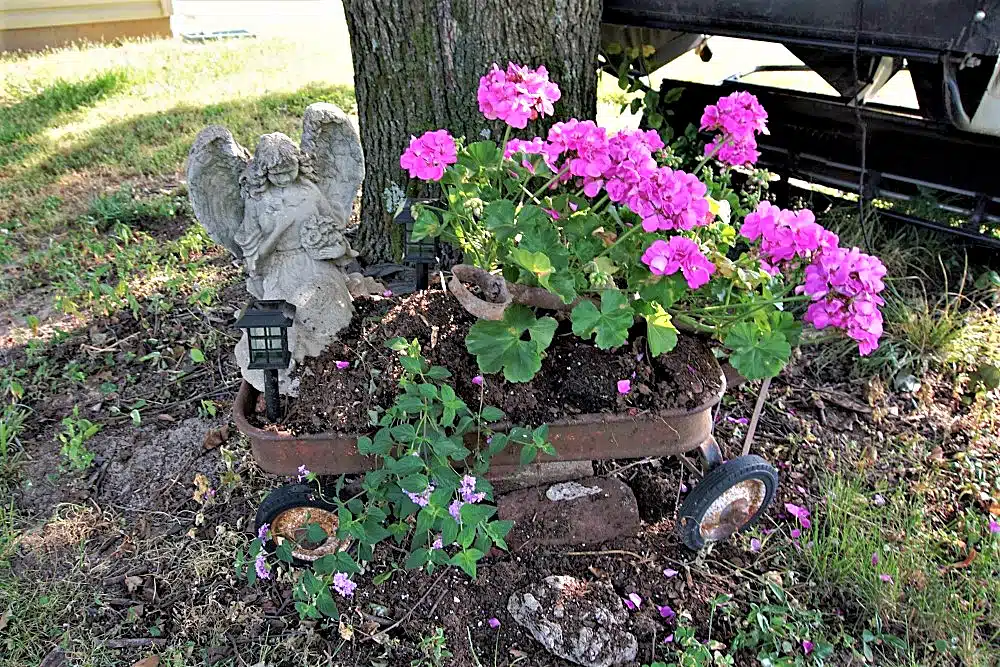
[{"xmin": 342, "ymin": 0, "xmax": 603, "ymax": 263}]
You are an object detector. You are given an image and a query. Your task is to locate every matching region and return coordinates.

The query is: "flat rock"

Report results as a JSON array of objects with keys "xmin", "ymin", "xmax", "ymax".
[
  {"xmin": 497, "ymin": 476, "xmax": 640, "ymax": 549},
  {"xmin": 488, "ymin": 460, "xmax": 594, "ymax": 494},
  {"xmin": 507, "ymin": 575, "xmax": 637, "ymax": 667}
]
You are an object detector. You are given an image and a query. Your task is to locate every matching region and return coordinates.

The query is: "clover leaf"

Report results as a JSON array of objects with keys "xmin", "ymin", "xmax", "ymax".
[
  {"xmin": 465, "ymin": 305, "xmax": 557, "ymax": 382},
  {"xmin": 571, "ymin": 289, "xmax": 634, "ymax": 350},
  {"xmin": 724, "ymin": 322, "xmax": 791, "ymax": 380},
  {"xmin": 646, "ymin": 305, "xmax": 679, "ymax": 356}
]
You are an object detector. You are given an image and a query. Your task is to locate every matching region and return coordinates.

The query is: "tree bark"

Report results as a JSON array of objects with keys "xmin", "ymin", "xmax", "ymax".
[{"xmin": 342, "ymin": 0, "xmax": 603, "ymax": 263}]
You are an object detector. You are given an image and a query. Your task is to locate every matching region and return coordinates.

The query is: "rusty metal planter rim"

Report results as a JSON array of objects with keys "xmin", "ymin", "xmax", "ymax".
[{"xmin": 235, "ymin": 363, "xmax": 726, "ymax": 476}]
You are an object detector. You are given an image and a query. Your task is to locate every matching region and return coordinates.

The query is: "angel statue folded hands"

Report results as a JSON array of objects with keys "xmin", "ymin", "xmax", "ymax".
[{"xmin": 187, "ymin": 103, "xmax": 368, "ymax": 395}]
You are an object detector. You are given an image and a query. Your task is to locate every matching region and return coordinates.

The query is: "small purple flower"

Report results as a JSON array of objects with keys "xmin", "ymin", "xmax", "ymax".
[
  {"xmin": 636, "ymin": 352, "xmax": 644, "ymax": 362},
  {"xmin": 257, "ymin": 522, "xmax": 270, "ymax": 543},
  {"xmin": 784, "ymin": 502, "xmax": 811, "ymax": 530},
  {"xmin": 488, "ymin": 617, "xmax": 500, "ymax": 629},
  {"xmin": 335, "ymin": 360, "xmax": 350, "ymax": 370},
  {"xmin": 449, "ymin": 500, "xmax": 465, "ymax": 521},
  {"xmin": 297, "ymin": 464, "xmax": 310, "ymax": 482},
  {"xmin": 726, "ymin": 416, "xmax": 750, "ymax": 426},
  {"xmin": 254, "ymin": 552, "xmax": 270, "ymax": 580},
  {"xmin": 802, "ymin": 640, "xmax": 814, "ymax": 655},
  {"xmin": 679, "ymin": 482, "xmax": 688, "ymax": 493},
  {"xmin": 623, "ymin": 593, "xmax": 642, "ymax": 610},
  {"xmin": 873, "ymin": 494, "xmax": 886, "ymax": 506},
  {"xmin": 879, "ymin": 574, "xmax": 894, "ymax": 584},
  {"xmin": 990, "ymin": 518, "xmax": 999, "ymax": 534},
  {"xmin": 405, "ymin": 483, "xmax": 434, "ymax": 507},
  {"xmin": 383, "ymin": 289, "xmax": 393, "ymax": 297},
  {"xmin": 790, "ymin": 528, "xmax": 801, "ymax": 539},
  {"xmin": 460, "ymin": 475, "xmax": 486, "ymax": 504},
  {"xmin": 663, "ymin": 634, "xmax": 674, "ymax": 643},
  {"xmin": 617, "ymin": 379, "xmax": 631, "ymax": 395},
  {"xmin": 333, "ymin": 572, "xmax": 357, "ymax": 597},
  {"xmin": 472, "ymin": 375, "xmax": 484, "ymax": 386},
  {"xmin": 871, "ymin": 552, "xmax": 879, "ymax": 566},
  {"xmin": 205, "ymin": 487, "xmax": 216, "ymax": 498},
  {"xmin": 750, "ymin": 538, "xmax": 762, "ymax": 553},
  {"xmin": 663, "ymin": 568, "xmax": 678, "ymax": 578},
  {"xmin": 431, "ymin": 536, "xmax": 443, "ymax": 550},
  {"xmin": 657, "ymin": 604, "xmax": 675, "ymax": 620}
]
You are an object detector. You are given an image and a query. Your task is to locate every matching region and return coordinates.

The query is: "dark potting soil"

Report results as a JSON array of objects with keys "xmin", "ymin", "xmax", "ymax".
[{"xmin": 278, "ymin": 287, "xmax": 723, "ymax": 435}]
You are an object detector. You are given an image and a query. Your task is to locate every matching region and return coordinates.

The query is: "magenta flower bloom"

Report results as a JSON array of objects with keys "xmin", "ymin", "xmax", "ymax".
[
  {"xmin": 641, "ymin": 237, "xmax": 716, "ymax": 290},
  {"xmin": 750, "ymin": 537, "xmax": 762, "ymax": 553},
  {"xmin": 784, "ymin": 502, "xmax": 812, "ymax": 529},
  {"xmin": 871, "ymin": 552, "xmax": 879, "ymax": 566},
  {"xmin": 297, "ymin": 464, "xmax": 310, "ymax": 482},
  {"xmin": 382, "ymin": 289, "xmax": 393, "ymax": 297},
  {"xmin": 790, "ymin": 528, "xmax": 802, "ymax": 539},
  {"xmin": 333, "ymin": 572, "xmax": 357, "ymax": 597},
  {"xmin": 700, "ymin": 91, "xmax": 768, "ymax": 167},
  {"xmin": 478, "ymin": 62, "xmax": 561, "ymax": 129},
  {"xmin": 657, "ymin": 604, "xmax": 676, "ymax": 620},
  {"xmin": 632, "ymin": 167, "xmax": 711, "ymax": 233},
  {"xmin": 335, "ymin": 360, "xmax": 350, "ymax": 370},
  {"xmin": 664, "ymin": 634, "xmax": 674, "ymax": 643},
  {"xmin": 617, "ymin": 379, "xmax": 631, "ymax": 395},
  {"xmin": 257, "ymin": 522, "xmax": 270, "ymax": 543},
  {"xmin": 880, "ymin": 574, "xmax": 894, "ymax": 584},
  {"xmin": 472, "ymin": 375, "xmax": 484, "ymax": 386},
  {"xmin": 254, "ymin": 552, "xmax": 270, "ymax": 580},
  {"xmin": 802, "ymin": 640, "xmax": 814, "ymax": 655},
  {"xmin": 990, "ymin": 518, "xmax": 1000, "ymax": 534},
  {"xmin": 399, "ymin": 129, "xmax": 458, "ymax": 181},
  {"xmin": 623, "ymin": 593, "xmax": 642, "ymax": 610},
  {"xmin": 488, "ymin": 617, "xmax": 501, "ymax": 629}
]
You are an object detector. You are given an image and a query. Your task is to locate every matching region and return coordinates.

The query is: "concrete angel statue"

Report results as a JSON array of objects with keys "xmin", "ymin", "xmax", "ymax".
[{"xmin": 187, "ymin": 103, "xmax": 365, "ymax": 394}]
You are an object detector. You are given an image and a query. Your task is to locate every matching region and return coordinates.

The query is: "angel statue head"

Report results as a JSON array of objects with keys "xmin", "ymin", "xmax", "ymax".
[{"xmin": 240, "ymin": 132, "xmax": 317, "ymax": 198}]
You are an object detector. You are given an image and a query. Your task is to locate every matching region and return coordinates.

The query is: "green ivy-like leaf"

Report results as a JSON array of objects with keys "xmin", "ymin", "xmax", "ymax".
[
  {"xmin": 571, "ymin": 290, "xmax": 635, "ymax": 350},
  {"xmin": 450, "ymin": 548, "xmax": 484, "ymax": 578},
  {"xmin": 646, "ymin": 306, "xmax": 679, "ymax": 357},
  {"xmin": 459, "ymin": 503, "xmax": 496, "ymax": 527},
  {"xmin": 316, "ymin": 590, "xmax": 339, "ymax": 619},
  {"xmin": 405, "ymin": 548, "xmax": 430, "ymax": 570},
  {"xmin": 465, "ymin": 305, "xmax": 557, "ymax": 383},
  {"xmin": 724, "ymin": 322, "xmax": 791, "ymax": 380}
]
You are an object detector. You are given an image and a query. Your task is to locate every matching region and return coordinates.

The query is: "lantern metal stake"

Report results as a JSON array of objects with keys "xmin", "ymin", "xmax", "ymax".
[
  {"xmin": 235, "ymin": 300, "xmax": 292, "ymax": 422},
  {"xmin": 394, "ymin": 199, "xmax": 438, "ymax": 290}
]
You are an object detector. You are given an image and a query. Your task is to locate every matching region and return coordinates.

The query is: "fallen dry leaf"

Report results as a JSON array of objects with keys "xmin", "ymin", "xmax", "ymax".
[
  {"xmin": 989, "ymin": 502, "xmax": 1000, "ymax": 517},
  {"xmin": 339, "ymin": 620, "xmax": 354, "ymax": 641},
  {"xmin": 156, "ymin": 413, "xmax": 175, "ymax": 422},
  {"xmin": 939, "ymin": 548, "xmax": 977, "ymax": 574},
  {"xmin": 0, "ymin": 608, "xmax": 9, "ymax": 631},
  {"xmin": 132, "ymin": 657, "xmax": 159, "ymax": 667},
  {"xmin": 202, "ymin": 425, "xmax": 230, "ymax": 450},
  {"xmin": 927, "ymin": 446, "xmax": 944, "ymax": 463},
  {"xmin": 39, "ymin": 647, "xmax": 67, "ymax": 667},
  {"xmin": 124, "ymin": 575, "xmax": 144, "ymax": 593}
]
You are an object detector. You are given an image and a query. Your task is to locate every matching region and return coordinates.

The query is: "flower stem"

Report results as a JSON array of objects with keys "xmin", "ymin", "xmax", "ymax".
[
  {"xmin": 597, "ymin": 219, "xmax": 644, "ymax": 258},
  {"xmin": 531, "ymin": 165, "xmax": 570, "ymax": 200},
  {"xmin": 693, "ymin": 136, "xmax": 729, "ymax": 175}
]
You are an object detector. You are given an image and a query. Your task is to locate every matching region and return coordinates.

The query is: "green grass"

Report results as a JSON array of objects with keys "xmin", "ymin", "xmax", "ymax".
[{"xmin": 800, "ymin": 476, "xmax": 999, "ymax": 665}]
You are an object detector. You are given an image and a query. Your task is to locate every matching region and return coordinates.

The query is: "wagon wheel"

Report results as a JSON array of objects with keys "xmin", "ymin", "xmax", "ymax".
[
  {"xmin": 255, "ymin": 484, "xmax": 350, "ymax": 565},
  {"xmin": 677, "ymin": 455, "xmax": 778, "ymax": 550}
]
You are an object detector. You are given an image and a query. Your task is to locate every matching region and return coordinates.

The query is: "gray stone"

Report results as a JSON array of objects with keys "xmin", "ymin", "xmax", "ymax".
[
  {"xmin": 546, "ymin": 481, "xmax": 603, "ymax": 501},
  {"xmin": 497, "ymin": 476, "xmax": 640, "ymax": 549},
  {"xmin": 488, "ymin": 460, "xmax": 594, "ymax": 494},
  {"xmin": 187, "ymin": 104, "xmax": 368, "ymax": 394},
  {"xmin": 508, "ymin": 575, "xmax": 638, "ymax": 667}
]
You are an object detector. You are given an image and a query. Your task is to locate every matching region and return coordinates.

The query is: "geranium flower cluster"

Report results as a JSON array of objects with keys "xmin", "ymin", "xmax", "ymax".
[
  {"xmin": 478, "ymin": 62, "xmax": 561, "ymax": 129},
  {"xmin": 740, "ymin": 201, "xmax": 839, "ymax": 272},
  {"xmin": 700, "ymin": 91, "xmax": 768, "ymax": 167},
  {"xmin": 800, "ymin": 246, "xmax": 887, "ymax": 355},
  {"xmin": 399, "ymin": 129, "xmax": 457, "ymax": 181},
  {"xmin": 641, "ymin": 236, "xmax": 716, "ymax": 289}
]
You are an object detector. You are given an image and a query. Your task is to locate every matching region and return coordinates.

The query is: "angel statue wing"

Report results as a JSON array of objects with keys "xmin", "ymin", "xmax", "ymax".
[
  {"xmin": 186, "ymin": 126, "xmax": 252, "ymax": 259},
  {"xmin": 300, "ymin": 103, "xmax": 365, "ymax": 216}
]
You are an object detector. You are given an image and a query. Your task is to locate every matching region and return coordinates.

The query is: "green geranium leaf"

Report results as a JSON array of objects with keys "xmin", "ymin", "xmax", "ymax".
[
  {"xmin": 483, "ymin": 199, "xmax": 516, "ymax": 242},
  {"xmin": 768, "ymin": 309, "xmax": 803, "ymax": 348},
  {"xmin": 510, "ymin": 248, "xmax": 554, "ymax": 287},
  {"xmin": 571, "ymin": 290, "xmax": 634, "ymax": 350},
  {"xmin": 639, "ymin": 273, "xmax": 687, "ymax": 308},
  {"xmin": 410, "ymin": 207, "xmax": 440, "ymax": 241},
  {"xmin": 462, "ymin": 141, "xmax": 502, "ymax": 168},
  {"xmin": 646, "ymin": 306, "xmax": 679, "ymax": 356},
  {"xmin": 724, "ymin": 322, "xmax": 791, "ymax": 380},
  {"xmin": 466, "ymin": 305, "xmax": 557, "ymax": 383}
]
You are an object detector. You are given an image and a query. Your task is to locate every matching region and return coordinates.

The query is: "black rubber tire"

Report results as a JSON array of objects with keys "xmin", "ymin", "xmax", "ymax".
[
  {"xmin": 254, "ymin": 483, "xmax": 340, "ymax": 563},
  {"xmin": 677, "ymin": 454, "xmax": 778, "ymax": 550}
]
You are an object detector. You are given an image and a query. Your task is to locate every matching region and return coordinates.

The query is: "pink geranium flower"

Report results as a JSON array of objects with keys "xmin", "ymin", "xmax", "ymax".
[
  {"xmin": 400, "ymin": 129, "xmax": 458, "ymax": 181},
  {"xmin": 478, "ymin": 63, "xmax": 561, "ymax": 129},
  {"xmin": 641, "ymin": 237, "xmax": 716, "ymax": 290}
]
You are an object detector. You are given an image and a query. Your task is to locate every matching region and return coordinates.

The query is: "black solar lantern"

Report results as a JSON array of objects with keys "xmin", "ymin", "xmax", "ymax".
[
  {"xmin": 235, "ymin": 299, "xmax": 291, "ymax": 421},
  {"xmin": 394, "ymin": 199, "xmax": 438, "ymax": 290}
]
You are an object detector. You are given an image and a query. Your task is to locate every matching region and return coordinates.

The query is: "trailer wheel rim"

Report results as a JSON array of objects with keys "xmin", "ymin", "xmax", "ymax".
[
  {"xmin": 698, "ymin": 478, "xmax": 767, "ymax": 542},
  {"xmin": 270, "ymin": 506, "xmax": 347, "ymax": 561}
]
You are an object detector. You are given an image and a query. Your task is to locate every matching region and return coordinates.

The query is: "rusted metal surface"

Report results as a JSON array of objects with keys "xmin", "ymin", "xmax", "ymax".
[
  {"xmin": 698, "ymin": 479, "xmax": 767, "ymax": 542},
  {"xmin": 235, "ymin": 364, "xmax": 726, "ymax": 476}
]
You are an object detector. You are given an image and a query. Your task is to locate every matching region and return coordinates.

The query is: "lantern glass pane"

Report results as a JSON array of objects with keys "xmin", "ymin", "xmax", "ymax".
[{"xmin": 268, "ymin": 327, "xmax": 282, "ymax": 337}]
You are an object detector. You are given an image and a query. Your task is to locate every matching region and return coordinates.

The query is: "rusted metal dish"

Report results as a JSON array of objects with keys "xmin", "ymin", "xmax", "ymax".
[{"xmin": 234, "ymin": 362, "xmax": 726, "ymax": 476}]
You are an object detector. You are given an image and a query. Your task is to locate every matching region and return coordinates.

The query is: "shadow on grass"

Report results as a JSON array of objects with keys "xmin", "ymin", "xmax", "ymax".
[
  {"xmin": 0, "ymin": 69, "xmax": 131, "ymax": 169},
  {"xmin": 11, "ymin": 83, "xmax": 355, "ymax": 197}
]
